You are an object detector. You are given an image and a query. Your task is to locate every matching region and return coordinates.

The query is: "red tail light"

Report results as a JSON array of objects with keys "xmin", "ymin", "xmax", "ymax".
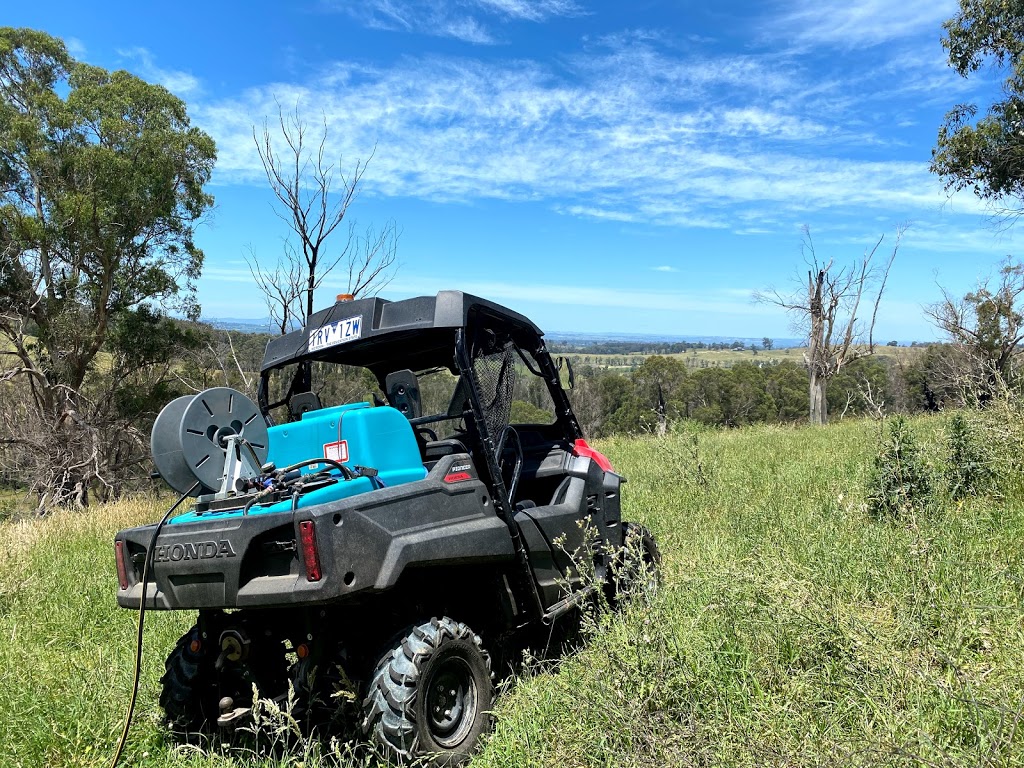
[
  {"xmin": 298, "ymin": 521, "xmax": 322, "ymax": 582},
  {"xmin": 115, "ymin": 540, "xmax": 129, "ymax": 590}
]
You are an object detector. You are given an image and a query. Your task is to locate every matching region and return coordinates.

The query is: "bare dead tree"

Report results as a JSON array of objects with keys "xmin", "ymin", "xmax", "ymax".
[
  {"xmin": 246, "ymin": 242, "xmax": 305, "ymax": 334},
  {"xmin": 859, "ymin": 375, "xmax": 887, "ymax": 419},
  {"xmin": 755, "ymin": 226, "xmax": 903, "ymax": 425},
  {"xmin": 247, "ymin": 103, "xmax": 399, "ymax": 331},
  {"xmin": 924, "ymin": 258, "xmax": 1024, "ymax": 404}
]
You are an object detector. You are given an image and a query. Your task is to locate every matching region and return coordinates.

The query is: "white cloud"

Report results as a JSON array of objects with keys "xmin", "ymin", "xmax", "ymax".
[
  {"xmin": 383, "ymin": 276, "xmax": 775, "ymax": 316},
  {"xmin": 118, "ymin": 47, "xmax": 201, "ymax": 96},
  {"xmin": 65, "ymin": 37, "xmax": 87, "ymax": 58},
  {"xmin": 471, "ymin": 0, "xmax": 580, "ymax": 21},
  {"xmin": 189, "ymin": 33, "xmax": 986, "ymax": 236},
  {"xmin": 201, "ymin": 266, "xmax": 253, "ymax": 283},
  {"xmin": 326, "ymin": 0, "xmax": 579, "ymax": 44},
  {"xmin": 771, "ymin": 0, "xmax": 958, "ymax": 48},
  {"xmin": 652, "ymin": 266, "xmax": 679, "ymax": 272}
]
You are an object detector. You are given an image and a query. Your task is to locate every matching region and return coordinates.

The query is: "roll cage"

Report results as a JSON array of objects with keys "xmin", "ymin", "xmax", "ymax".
[{"xmin": 255, "ymin": 291, "xmax": 583, "ymax": 523}]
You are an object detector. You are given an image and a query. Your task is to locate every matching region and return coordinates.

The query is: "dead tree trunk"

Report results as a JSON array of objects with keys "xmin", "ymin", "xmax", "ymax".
[
  {"xmin": 809, "ymin": 369, "xmax": 827, "ymax": 425},
  {"xmin": 807, "ymin": 267, "xmax": 827, "ymax": 425},
  {"xmin": 755, "ymin": 226, "xmax": 902, "ymax": 426}
]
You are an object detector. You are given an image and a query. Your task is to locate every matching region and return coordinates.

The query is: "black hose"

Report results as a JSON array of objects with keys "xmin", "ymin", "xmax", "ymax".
[
  {"xmin": 280, "ymin": 457, "xmax": 357, "ymax": 480},
  {"xmin": 108, "ymin": 483, "xmax": 199, "ymax": 768},
  {"xmin": 241, "ymin": 459, "xmax": 354, "ymax": 515},
  {"xmin": 242, "ymin": 485, "xmax": 275, "ymax": 516}
]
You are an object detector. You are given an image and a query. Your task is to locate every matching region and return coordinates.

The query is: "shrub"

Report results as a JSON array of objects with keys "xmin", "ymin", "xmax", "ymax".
[
  {"xmin": 867, "ymin": 416, "xmax": 934, "ymax": 519},
  {"xmin": 944, "ymin": 411, "xmax": 996, "ymax": 500}
]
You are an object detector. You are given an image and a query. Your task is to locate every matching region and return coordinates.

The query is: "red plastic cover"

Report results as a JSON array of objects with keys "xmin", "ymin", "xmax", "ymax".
[{"xmin": 572, "ymin": 439, "xmax": 614, "ymax": 472}]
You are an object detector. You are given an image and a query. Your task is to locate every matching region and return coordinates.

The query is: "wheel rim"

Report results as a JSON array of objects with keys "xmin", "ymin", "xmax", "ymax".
[{"xmin": 425, "ymin": 656, "xmax": 478, "ymax": 748}]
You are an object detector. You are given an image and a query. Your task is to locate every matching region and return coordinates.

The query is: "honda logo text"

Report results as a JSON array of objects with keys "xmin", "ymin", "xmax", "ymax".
[{"xmin": 153, "ymin": 540, "xmax": 237, "ymax": 563}]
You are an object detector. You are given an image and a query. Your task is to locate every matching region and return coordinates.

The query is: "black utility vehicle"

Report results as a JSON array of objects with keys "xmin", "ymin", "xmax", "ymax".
[{"xmin": 114, "ymin": 291, "xmax": 658, "ymax": 764}]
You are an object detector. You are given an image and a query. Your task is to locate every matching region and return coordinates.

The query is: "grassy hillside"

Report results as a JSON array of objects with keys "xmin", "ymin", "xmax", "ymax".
[{"xmin": 1, "ymin": 415, "xmax": 1022, "ymax": 767}]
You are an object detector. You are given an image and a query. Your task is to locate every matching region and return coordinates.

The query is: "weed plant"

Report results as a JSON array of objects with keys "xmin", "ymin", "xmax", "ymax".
[
  {"xmin": 867, "ymin": 416, "xmax": 934, "ymax": 519},
  {"xmin": 1, "ymin": 415, "xmax": 1023, "ymax": 767},
  {"xmin": 944, "ymin": 412, "xmax": 996, "ymax": 501}
]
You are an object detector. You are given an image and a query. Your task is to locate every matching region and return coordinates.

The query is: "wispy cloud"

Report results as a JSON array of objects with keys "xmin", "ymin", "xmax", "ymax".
[
  {"xmin": 118, "ymin": 47, "xmax": 202, "ymax": 96},
  {"xmin": 325, "ymin": 0, "xmax": 580, "ymax": 44},
  {"xmin": 65, "ymin": 36, "xmax": 87, "ymax": 58},
  {"xmin": 472, "ymin": 0, "xmax": 580, "ymax": 21},
  {"xmin": 652, "ymin": 266, "xmax": 679, "ymax": 272},
  {"xmin": 770, "ymin": 0, "xmax": 958, "ymax": 48},
  {"xmin": 188, "ymin": 30, "xmax": 988, "ymax": 240},
  {"xmin": 383, "ymin": 276, "xmax": 775, "ymax": 316}
]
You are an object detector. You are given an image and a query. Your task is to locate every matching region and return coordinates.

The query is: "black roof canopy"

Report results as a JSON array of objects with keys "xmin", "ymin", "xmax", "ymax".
[{"xmin": 260, "ymin": 290, "xmax": 544, "ymax": 377}]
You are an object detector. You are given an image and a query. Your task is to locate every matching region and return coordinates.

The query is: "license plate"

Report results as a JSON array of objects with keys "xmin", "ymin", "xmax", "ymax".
[{"xmin": 308, "ymin": 316, "xmax": 362, "ymax": 352}]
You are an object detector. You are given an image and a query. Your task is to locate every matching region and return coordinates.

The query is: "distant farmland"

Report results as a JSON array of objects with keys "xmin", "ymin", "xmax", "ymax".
[{"xmin": 562, "ymin": 343, "xmax": 927, "ymax": 370}]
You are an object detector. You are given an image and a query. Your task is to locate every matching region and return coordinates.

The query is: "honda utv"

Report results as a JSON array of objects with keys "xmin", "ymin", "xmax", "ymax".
[{"xmin": 114, "ymin": 290, "xmax": 658, "ymax": 765}]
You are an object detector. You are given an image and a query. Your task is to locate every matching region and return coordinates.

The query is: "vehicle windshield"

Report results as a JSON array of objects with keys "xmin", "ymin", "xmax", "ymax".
[
  {"xmin": 261, "ymin": 336, "xmax": 562, "ymax": 439},
  {"xmin": 262, "ymin": 361, "xmax": 468, "ymax": 439},
  {"xmin": 262, "ymin": 361, "xmax": 377, "ymax": 424}
]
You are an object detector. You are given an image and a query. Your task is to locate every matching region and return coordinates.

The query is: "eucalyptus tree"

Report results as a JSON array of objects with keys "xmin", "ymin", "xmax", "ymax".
[
  {"xmin": 926, "ymin": 258, "xmax": 1024, "ymax": 403},
  {"xmin": 933, "ymin": 0, "xmax": 1024, "ymax": 215},
  {"xmin": 0, "ymin": 27, "xmax": 216, "ymax": 507}
]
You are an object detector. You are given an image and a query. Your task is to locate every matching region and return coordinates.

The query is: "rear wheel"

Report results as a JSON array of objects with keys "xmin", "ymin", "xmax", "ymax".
[
  {"xmin": 362, "ymin": 617, "xmax": 493, "ymax": 766},
  {"xmin": 606, "ymin": 522, "xmax": 661, "ymax": 604},
  {"xmin": 159, "ymin": 625, "xmax": 219, "ymax": 733},
  {"xmin": 160, "ymin": 622, "xmax": 289, "ymax": 735}
]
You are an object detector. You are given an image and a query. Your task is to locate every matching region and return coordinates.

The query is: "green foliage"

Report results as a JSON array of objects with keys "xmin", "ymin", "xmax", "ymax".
[
  {"xmin": 510, "ymin": 399, "xmax": 552, "ymax": 424},
  {"xmin": 0, "ymin": 27, "xmax": 217, "ymax": 506},
  {"xmin": 1, "ymin": 27, "xmax": 217, "ymax": 384},
  {"xmin": 932, "ymin": 1, "xmax": 1024, "ymax": 208},
  {"xmin": 868, "ymin": 416, "xmax": 934, "ymax": 519},
  {"xmin": 576, "ymin": 353, "xmax": 949, "ymax": 437},
  {"xmin": 928, "ymin": 259, "xmax": 1024, "ymax": 404},
  {"xmin": 945, "ymin": 411, "xmax": 996, "ymax": 500}
]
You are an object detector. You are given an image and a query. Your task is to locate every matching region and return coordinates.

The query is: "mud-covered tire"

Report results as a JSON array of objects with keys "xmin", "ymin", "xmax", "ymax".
[
  {"xmin": 606, "ymin": 522, "xmax": 661, "ymax": 604},
  {"xmin": 362, "ymin": 617, "xmax": 493, "ymax": 766},
  {"xmin": 159, "ymin": 625, "xmax": 219, "ymax": 733}
]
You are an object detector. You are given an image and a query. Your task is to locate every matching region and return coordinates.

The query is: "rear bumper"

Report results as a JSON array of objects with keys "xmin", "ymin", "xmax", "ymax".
[{"xmin": 115, "ymin": 455, "xmax": 514, "ymax": 610}]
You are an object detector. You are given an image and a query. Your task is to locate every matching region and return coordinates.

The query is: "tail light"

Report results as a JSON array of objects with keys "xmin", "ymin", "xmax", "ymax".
[
  {"xmin": 115, "ymin": 540, "xmax": 129, "ymax": 590},
  {"xmin": 298, "ymin": 521, "xmax": 322, "ymax": 582}
]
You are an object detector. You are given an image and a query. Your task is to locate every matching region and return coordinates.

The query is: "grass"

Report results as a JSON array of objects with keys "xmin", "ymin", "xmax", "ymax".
[{"xmin": 1, "ymin": 414, "xmax": 1022, "ymax": 767}]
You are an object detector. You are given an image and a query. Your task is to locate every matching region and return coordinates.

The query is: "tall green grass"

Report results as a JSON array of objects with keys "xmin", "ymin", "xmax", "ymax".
[{"xmin": 1, "ymin": 414, "xmax": 1022, "ymax": 767}]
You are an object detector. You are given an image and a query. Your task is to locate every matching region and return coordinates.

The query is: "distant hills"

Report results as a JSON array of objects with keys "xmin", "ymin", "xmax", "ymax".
[
  {"xmin": 205, "ymin": 317, "xmax": 281, "ymax": 334},
  {"xmin": 205, "ymin": 317, "xmax": 932, "ymax": 350},
  {"xmin": 544, "ymin": 330, "xmax": 805, "ymax": 349},
  {"xmin": 204, "ymin": 315, "xmax": 805, "ymax": 348}
]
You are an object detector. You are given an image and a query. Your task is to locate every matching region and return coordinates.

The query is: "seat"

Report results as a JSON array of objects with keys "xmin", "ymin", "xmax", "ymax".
[
  {"xmin": 424, "ymin": 439, "xmax": 468, "ymax": 462},
  {"xmin": 288, "ymin": 392, "xmax": 321, "ymax": 421},
  {"xmin": 385, "ymin": 369, "xmax": 422, "ymax": 420}
]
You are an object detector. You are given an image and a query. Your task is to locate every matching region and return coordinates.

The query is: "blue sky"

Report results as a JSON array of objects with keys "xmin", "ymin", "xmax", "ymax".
[{"xmin": 7, "ymin": 0, "xmax": 1015, "ymax": 340}]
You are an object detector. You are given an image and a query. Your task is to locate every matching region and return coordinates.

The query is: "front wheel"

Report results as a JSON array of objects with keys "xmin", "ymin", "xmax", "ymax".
[{"xmin": 362, "ymin": 617, "xmax": 494, "ymax": 765}]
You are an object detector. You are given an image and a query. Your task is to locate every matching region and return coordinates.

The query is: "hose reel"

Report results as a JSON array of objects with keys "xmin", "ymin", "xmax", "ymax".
[{"xmin": 151, "ymin": 388, "xmax": 269, "ymax": 496}]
